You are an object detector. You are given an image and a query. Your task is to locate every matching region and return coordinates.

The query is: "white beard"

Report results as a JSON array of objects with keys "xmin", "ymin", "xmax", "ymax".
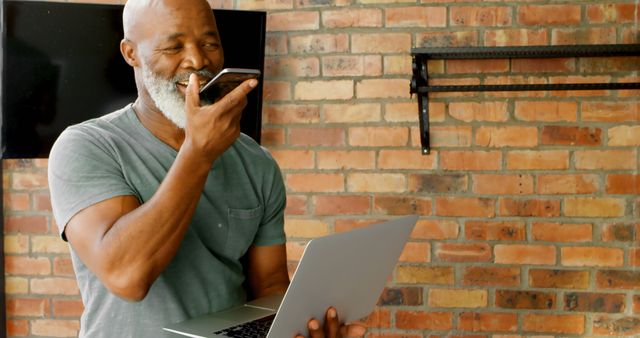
[{"xmin": 141, "ymin": 63, "xmax": 216, "ymax": 129}]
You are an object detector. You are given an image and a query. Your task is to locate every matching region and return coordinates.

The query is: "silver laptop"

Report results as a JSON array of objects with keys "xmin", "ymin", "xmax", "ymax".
[{"xmin": 163, "ymin": 215, "xmax": 418, "ymax": 338}]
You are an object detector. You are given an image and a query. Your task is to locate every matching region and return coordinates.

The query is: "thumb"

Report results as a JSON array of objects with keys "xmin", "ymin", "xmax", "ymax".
[{"xmin": 185, "ymin": 73, "xmax": 201, "ymax": 112}]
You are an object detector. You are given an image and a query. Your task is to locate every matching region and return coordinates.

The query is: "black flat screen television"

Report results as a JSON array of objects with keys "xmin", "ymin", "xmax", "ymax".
[{"xmin": 1, "ymin": 0, "xmax": 266, "ymax": 158}]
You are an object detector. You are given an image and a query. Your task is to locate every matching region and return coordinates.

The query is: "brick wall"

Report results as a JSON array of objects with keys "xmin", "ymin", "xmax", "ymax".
[{"xmin": 3, "ymin": 0, "xmax": 639, "ymax": 337}]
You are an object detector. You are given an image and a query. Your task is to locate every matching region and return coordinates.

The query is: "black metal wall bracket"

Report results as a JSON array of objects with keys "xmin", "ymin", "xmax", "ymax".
[{"xmin": 410, "ymin": 44, "xmax": 640, "ymax": 155}]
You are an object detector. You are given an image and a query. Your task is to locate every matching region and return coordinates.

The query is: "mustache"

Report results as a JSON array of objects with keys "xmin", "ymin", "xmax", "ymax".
[{"xmin": 171, "ymin": 69, "xmax": 217, "ymax": 83}]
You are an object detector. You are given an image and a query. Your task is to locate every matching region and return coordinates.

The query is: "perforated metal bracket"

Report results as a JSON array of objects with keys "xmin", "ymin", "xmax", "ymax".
[{"xmin": 409, "ymin": 44, "xmax": 640, "ymax": 155}]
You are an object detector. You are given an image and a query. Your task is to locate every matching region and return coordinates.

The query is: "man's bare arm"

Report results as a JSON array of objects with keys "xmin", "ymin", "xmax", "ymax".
[
  {"xmin": 244, "ymin": 244, "xmax": 290, "ymax": 298},
  {"xmin": 64, "ymin": 75, "xmax": 257, "ymax": 301}
]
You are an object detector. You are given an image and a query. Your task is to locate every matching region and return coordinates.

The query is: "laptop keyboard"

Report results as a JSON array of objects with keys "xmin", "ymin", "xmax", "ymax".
[{"xmin": 213, "ymin": 314, "xmax": 276, "ymax": 338}]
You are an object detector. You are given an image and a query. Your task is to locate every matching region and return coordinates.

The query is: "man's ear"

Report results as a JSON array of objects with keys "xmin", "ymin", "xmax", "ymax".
[{"xmin": 120, "ymin": 39, "xmax": 139, "ymax": 67}]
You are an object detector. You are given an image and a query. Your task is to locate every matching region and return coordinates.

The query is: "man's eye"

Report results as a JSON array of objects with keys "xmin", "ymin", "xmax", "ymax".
[
  {"xmin": 162, "ymin": 46, "xmax": 182, "ymax": 53},
  {"xmin": 203, "ymin": 42, "xmax": 220, "ymax": 50}
]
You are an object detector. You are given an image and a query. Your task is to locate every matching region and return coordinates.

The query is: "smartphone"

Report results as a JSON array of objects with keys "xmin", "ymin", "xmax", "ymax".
[{"xmin": 199, "ymin": 68, "xmax": 261, "ymax": 103}]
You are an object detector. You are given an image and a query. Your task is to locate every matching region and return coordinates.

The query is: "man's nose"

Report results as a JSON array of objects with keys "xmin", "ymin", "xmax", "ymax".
[{"xmin": 183, "ymin": 44, "xmax": 209, "ymax": 70}]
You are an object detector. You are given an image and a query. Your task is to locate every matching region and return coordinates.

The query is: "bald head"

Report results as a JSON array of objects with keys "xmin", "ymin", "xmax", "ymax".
[{"xmin": 123, "ymin": 0, "xmax": 213, "ymax": 42}]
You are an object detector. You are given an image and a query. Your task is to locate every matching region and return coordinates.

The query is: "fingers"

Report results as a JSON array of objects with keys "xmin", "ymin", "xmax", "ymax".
[
  {"xmin": 307, "ymin": 318, "xmax": 323, "ymax": 338},
  {"xmin": 216, "ymin": 78, "xmax": 257, "ymax": 111},
  {"xmin": 184, "ymin": 73, "xmax": 201, "ymax": 113},
  {"xmin": 324, "ymin": 307, "xmax": 340, "ymax": 338}
]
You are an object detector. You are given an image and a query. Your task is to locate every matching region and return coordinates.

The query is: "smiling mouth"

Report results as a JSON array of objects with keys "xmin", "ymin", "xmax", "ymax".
[{"xmin": 176, "ymin": 78, "xmax": 210, "ymax": 91}]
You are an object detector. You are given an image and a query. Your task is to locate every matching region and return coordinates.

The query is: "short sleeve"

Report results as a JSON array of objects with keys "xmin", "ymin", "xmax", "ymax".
[
  {"xmin": 251, "ymin": 148, "xmax": 286, "ymax": 247},
  {"xmin": 48, "ymin": 125, "xmax": 137, "ymax": 240}
]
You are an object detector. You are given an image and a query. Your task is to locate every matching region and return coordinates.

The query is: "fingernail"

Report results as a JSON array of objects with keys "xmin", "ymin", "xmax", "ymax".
[
  {"xmin": 248, "ymin": 79, "xmax": 258, "ymax": 88},
  {"xmin": 309, "ymin": 320, "xmax": 319, "ymax": 330},
  {"xmin": 329, "ymin": 308, "xmax": 336, "ymax": 318}
]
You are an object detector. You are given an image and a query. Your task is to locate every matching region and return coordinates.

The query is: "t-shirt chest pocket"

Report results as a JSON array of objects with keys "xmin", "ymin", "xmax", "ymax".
[{"xmin": 225, "ymin": 206, "xmax": 264, "ymax": 258}]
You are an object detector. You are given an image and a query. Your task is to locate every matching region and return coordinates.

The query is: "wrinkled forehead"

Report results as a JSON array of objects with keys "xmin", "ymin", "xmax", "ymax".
[{"xmin": 123, "ymin": 0, "xmax": 217, "ymax": 42}]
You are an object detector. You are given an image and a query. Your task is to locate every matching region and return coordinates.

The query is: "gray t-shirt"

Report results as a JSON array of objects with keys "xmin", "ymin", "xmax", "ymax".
[{"xmin": 48, "ymin": 105, "xmax": 286, "ymax": 337}]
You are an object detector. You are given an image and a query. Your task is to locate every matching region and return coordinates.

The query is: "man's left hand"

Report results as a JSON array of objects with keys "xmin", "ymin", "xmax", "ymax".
[{"xmin": 294, "ymin": 307, "xmax": 366, "ymax": 338}]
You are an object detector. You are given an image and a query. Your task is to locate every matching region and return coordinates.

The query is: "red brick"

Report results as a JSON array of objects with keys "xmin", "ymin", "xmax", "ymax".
[
  {"xmin": 597, "ymin": 270, "xmax": 640, "ymax": 290},
  {"xmin": 602, "ymin": 223, "xmax": 637, "ymax": 242},
  {"xmin": 494, "ymin": 244, "xmax": 556, "ymax": 265},
  {"xmin": 440, "ymin": 151, "xmax": 501, "ymax": 171},
  {"xmin": 352, "ymin": 33, "xmax": 411, "ymax": 53},
  {"xmin": 565, "ymin": 292, "xmax": 626, "ymax": 313},
  {"xmin": 552, "ymin": 27, "xmax": 617, "ymax": 45},
  {"xmin": 290, "ymin": 34, "xmax": 349, "ymax": 54},
  {"xmin": 265, "ymin": 34, "xmax": 287, "ymax": 56},
  {"xmin": 631, "ymin": 248, "xmax": 640, "ymax": 267},
  {"xmin": 349, "ymin": 127, "xmax": 408, "ymax": 147},
  {"xmin": 314, "ymin": 195, "xmax": 370, "ymax": 215},
  {"xmin": 261, "ymin": 128, "xmax": 285, "ymax": 146},
  {"xmin": 7, "ymin": 319, "xmax": 29, "ymax": 336},
  {"xmin": 378, "ymin": 150, "xmax": 436, "ymax": 170},
  {"xmin": 270, "ymin": 150, "xmax": 315, "ymax": 169},
  {"xmin": 5, "ymin": 256, "xmax": 51, "ymax": 275},
  {"xmin": 399, "ymin": 242, "xmax": 430, "ymax": 263},
  {"xmin": 582, "ymin": 101, "xmax": 640, "ymax": 122},
  {"xmin": 294, "ymin": 80, "xmax": 353, "ymax": 100},
  {"xmin": 447, "ymin": 59, "xmax": 509, "ymax": 74},
  {"xmin": 12, "ymin": 172, "xmax": 48, "ymax": 190},
  {"xmin": 31, "ymin": 319, "xmax": 80, "ymax": 337},
  {"xmin": 449, "ymin": 102, "xmax": 509, "ymax": 122},
  {"xmin": 6, "ymin": 298, "xmax": 49, "ymax": 317},
  {"xmin": 396, "ymin": 311, "xmax": 453, "ymax": 330},
  {"xmin": 374, "ymin": 195, "xmax": 431, "ymax": 216},
  {"xmin": 387, "ymin": 101, "xmax": 440, "ymax": 123},
  {"xmin": 361, "ymin": 308, "xmax": 391, "ymax": 329},
  {"xmin": 593, "ymin": 316, "xmax": 640, "ymax": 336},
  {"xmin": 435, "ymin": 243, "xmax": 491, "ymax": 262},
  {"xmin": 284, "ymin": 219, "xmax": 328, "ymax": 238},
  {"xmin": 4, "ymin": 235, "xmax": 29, "ymax": 254},
  {"xmin": 347, "ymin": 173, "xmax": 405, "ymax": 193},
  {"xmin": 514, "ymin": 101, "xmax": 577, "ymax": 122},
  {"xmin": 264, "ymin": 56, "xmax": 319, "ymax": 78},
  {"xmin": 532, "ymin": 222, "xmax": 592, "ymax": 243},
  {"xmin": 356, "ymin": 79, "xmax": 410, "ymax": 99},
  {"xmin": 634, "ymin": 295, "xmax": 640, "ymax": 313},
  {"xmin": 334, "ymin": 219, "xmax": 381, "ymax": 233},
  {"xmin": 316, "ymin": 150, "xmax": 375, "ymax": 170},
  {"xmin": 384, "ymin": 55, "xmax": 410, "ymax": 75},
  {"xmin": 418, "ymin": 31, "xmax": 478, "ymax": 47},
  {"xmin": 506, "ymin": 150, "xmax": 569, "ymax": 170},
  {"xmin": 512, "ymin": 58, "xmax": 575, "ymax": 73},
  {"xmin": 462, "ymin": 267, "xmax": 520, "ymax": 287},
  {"xmin": 465, "ymin": 221, "xmax": 525, "ymax": 241},
  {"xmin": 386, "ymin": 6, "xmax": 446, "ymax": 27},
  {"xmin": 484, "ymin": 28, "xmax": 548, "ymax": 46},
  {"xmin": 472, "ymin": 174, "xmax": 534, "ymax": 195},
  {"xmin": 435, "ymin": 197, "xmax": 495, "ymax": 217},
  {"xmin": 522, "ymin": 314, "xmax": 585, "ymax": 334},
  {"xmin": 459, "ymin": 312, "xmax": 517, "ymax": 332},
  {"xmin": 412, "ymin": 220, "xmax": 459, "ymax": 240},
  {"xmin": 425, "ymin": 126, "xmax": 473, "ymax": 147},
  {"xmin": 588, "ymin": 3, "xmax": 639, "ymax": 23},
  {"xmin": 476, "ymin": 126, "xmax": 538, "ymax": 148},
  {"xmin": 285, "ymin": 195, "xmax": 307, "ymax": 215},
  {"xmin": 266, "ymin": 11, "xmax": 318, "ymax": 31},
  {"xmin": 408, "ymin": 174, "xmax": 467, "ymax": 194},
  {"xmin": 322, "ymin": 8, "xmax": 382, "ymax": 28},
  {"xmin": 34, "ymin": 193, "xmax": 52, "ymax": 212},
  {"xmin": 429, "ymin": 289, "xmax": 487, "ymax": 308},
  {"xmin": 537, "ymin": 174, "xmax": 599, "ymax": 194},
  {"xmin": 263, "ymin": 80, "xmax": 291, "ymax": 101},
  {"xmin": 451, "ymin": 6, "xmax": 511, "ymax": 27},
  {"xmin": 496, "ymin": 290, "xmax": 556, "ymax": 310},
  {"xmin": 608, "ymin": 125, "xmax": 640, "ymax": 147},
  {"xmin": 396, "ymin": 266, "xmax": 454, "ymax": 285},
  {"xmin": 541, "ymin": 126, "xmax": 602, "ymax": 146},
  {"xmin": 517, "ymin": 5, "xmax": 581, "ymax": 25},
  {"xmin": 3, "ymin": 192, "xmax": 30, "ymax": 211},
  {"xmin": 564, "ymin": 197, "xmax": 626, "ymax": 217},
  {"xmin": 288, "ymin": 127, "xmax": 345, "ymax": 146},
  {"xmin": 561, "ymin": 247, "xmax": 624, "ymax": 267},
  {"xmin": 30, "ymin": 278, "xmax": 79, "ymax": 296},
  {"xmin": 285, "ymin": 173, "xmax": 344, "ymax": 193},
  {"xmin": 499, "ymin": 198, "xmax": 560, "ymax": 217},
  {"xmin": 581, "ymin": 56, "xmax": 640, "ymax": 73},
  {"xmin": 378, "ymin": 287, "xmax": 423, "ymax": 306},
  {"xmin": 53, "ymin": 299, "xmax": 84, "ymax": 318},
  {"xmin": 322, "ymin": 55, "xmax": 366, "ymax": 77},
  {"xmin": 324, "ymin": 102, "xmax": 381, "ymax": 123},
  {"xmin": 529, "ymin": 269, "xmax": 590, "ymax": 289},
  {"xmin": 53, "ymin": 257, "xmax": 76, "ymax": 277}
]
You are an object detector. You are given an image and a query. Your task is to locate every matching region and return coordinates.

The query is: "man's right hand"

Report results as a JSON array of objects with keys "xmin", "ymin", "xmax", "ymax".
[{"xmin": 183, "ymin": 73, "xmax": 258, "ymax": 163}]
